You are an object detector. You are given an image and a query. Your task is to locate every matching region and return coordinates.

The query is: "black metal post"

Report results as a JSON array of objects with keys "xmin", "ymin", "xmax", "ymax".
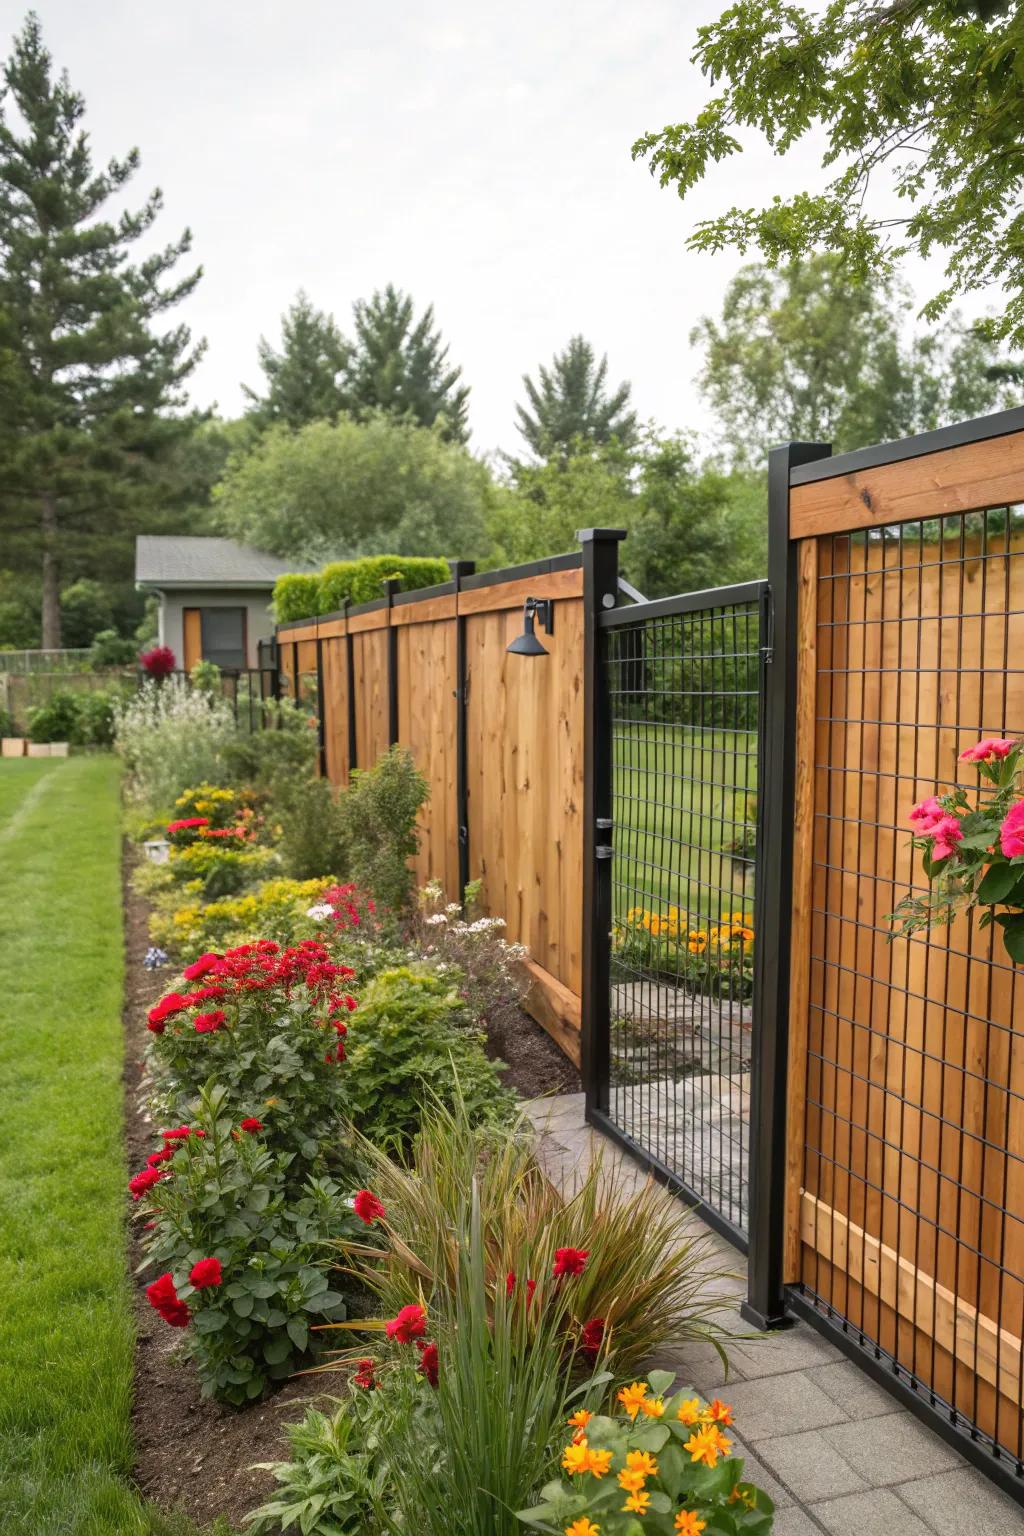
[
  {"xmin": 743, "ymin": 440, "xmax": 831, "ymax": 1331},
  {"xmin": 344, "ymin": 601, "xmax": 357, "ymax": 778},
  {"xmin": 384, "ymin": 578, "xmax": 400, "ymax": 747},
  {"xmin": 292, "ymin": 642, "xmax": 300, "ymax": 707},
  {"xmin": 578, "ymin": 527, "xmax": 627, "ymax": 1118},
  {"xmin": 450, "ymin": 559, "xmax": 476, "ymax": 903},
  {"xmin": 315, "ymin": 634, "xmax": 327, "ymax": 777}
]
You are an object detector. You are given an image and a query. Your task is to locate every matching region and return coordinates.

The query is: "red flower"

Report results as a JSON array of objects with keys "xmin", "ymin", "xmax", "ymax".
[
  {"xmin": 580, "ymin": 1317, "xmax": 605, "ymax": 1357},
  {"xmin": 353, "ymin": 1358, "xmax": 376, "ymax": 1389},
  {"xmin": 239, "ymin": 1117, "xmax": 264, "ymax": 1133},
  {"xmin": 353, "ymin": 1189, "xmax": 386, "ymax": 1225},
  {"xmin": 193, "ymin": 1009, "xmax": 226, "ymax": 1033},
  {"xmin": 182, "ymin": 984, "xmax": 226, "ymax": 1004},
  {"xmin": 385, "ymin": 1304, "xmax": 427, "ymax": 1344},
  {"xmin": 166, "ymin": 817, "xmax": 209, "ymax": 836},
  {"xmin": 189, "ymin": 1257, "xmax": 223, "ymax": 1289},
  {"xmin": 139, "ymin": 645, "xmax": 176, "ymax": 678},
  {"xmin": 146, "ymin": 1271, "xmax": 190, "ymax": 1327},
  {"xmin": 553, "ymin": 1247, "xmax": 589, "ymax": 1278},
  {"xmin": 505, "ymin": 1270, "xmax": 537, "ymax": 1304},
  {"xmin": 158, "ymin": 1126, "xmax": 193, "ymax": 1141},
  {"xmin": 417, "ymin": 1340, "xmax": 439, "ymax": 1388},
  {"xmin": 147, "ymin": 1145, "xmax": 175, "ymax": 1167},
  {"xmin": 146, "ymin": 991, "xmax": 190, "ymax": 1031},
  {"xmin": 128, "ymin": 1167, "xmax": 164, "ymax": 1200},
  {"xmin": 182, "ymin": 952, "xmax": 221, "ymax": 981}
]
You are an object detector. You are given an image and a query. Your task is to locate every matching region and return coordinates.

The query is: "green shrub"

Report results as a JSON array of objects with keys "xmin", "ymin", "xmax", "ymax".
[
  {"xmin": 246, "ymin": 1404, "xmax": 386, "ymax": 1534},
  {"xmin": 0, "ymin": 705, "xmax": 14, "ymax": 738},
  {"xmin": 88, "ymin": 628, "xmax": 136, "ymax": 669},
  {"xmin": 318, "ymin": 559, "xmax": 358, "ymax": 613},
  {"xmin": 221, "ymin": 699, "xmax": 319, "ymax": 788},
  {"xmin": 338, "ymin": 746, "xmax": 428, "ymax": 911},
  {"xmin": 27, "ymin": 689, "xmax": 83, "ymax": 743},
  {"xmin": 133, "ymin": 1085, "xmax": 355, "ymax": 1405},
  {"xmin": 148, "ymin": 876, "xmax": 339, "ymax": 960},
  {"xmin": 161, "ymin": 840, "xmax": 279, "ymax": 900},
  {"xmin": 348, "ymin": 556, "xmax": 449, "ymax": 605},
  {"xmin": 274, "ymin": 573, "xmax": 324, "ymax": 622},
  {"xmin": 77, "ymin": 687, "xmax": 130, "ymax": 747},
  {"xmin": 343, "ymin": 966, "xmax": 515, "ymax": 1148}
]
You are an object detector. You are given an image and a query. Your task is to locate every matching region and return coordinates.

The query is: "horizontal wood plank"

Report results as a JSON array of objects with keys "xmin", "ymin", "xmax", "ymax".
[
  {"xmin": 790, "ymin": 429, "xmax": 1024, "ymax": 538},
  {"xmin": 520, "ymin": 958, "xmax": 581, "ymax": 1066},
  {"xmin": 346, "ymin": 608, "xmax": 389, "ymax": 635},
  {"xmin": 391, "ymin": 593, "xmax": 457, "ymax": 626},
  {"xmin": 456, "ymin": 568, "xmax": 583, "ymax": 617}
]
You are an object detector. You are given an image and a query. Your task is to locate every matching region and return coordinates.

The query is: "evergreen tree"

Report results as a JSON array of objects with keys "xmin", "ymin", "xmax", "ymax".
[
  {"xmin": 242, "ymin": 290, "xmax": 349, "ymax": 428},
  {"xmin": 515, "ymin": 335, "xmax": 638, "ymax": 460},
  {"xmin": 344, "ymin": 284, "xmax": 470, "ymax": 443},
  {"xmin": 0, "ymin": 13, "xmax": 202, "ymax": 646}
]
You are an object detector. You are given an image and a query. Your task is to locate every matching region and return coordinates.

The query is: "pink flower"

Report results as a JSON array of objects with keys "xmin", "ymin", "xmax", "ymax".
[
  {"xmin": 930, "ymin": 815, "xmax": 964, "ymax": 862},
  {"xmin": 1000, "ymin": 801, "xmax": 1024, "ymax": 860},
  {"xmin": 959, "ymin": 738, "xmax": 1016, "ymax": 764},
  {"xmin": 909, "ymin": 796, "xmax": 945, "ymax": 832}
]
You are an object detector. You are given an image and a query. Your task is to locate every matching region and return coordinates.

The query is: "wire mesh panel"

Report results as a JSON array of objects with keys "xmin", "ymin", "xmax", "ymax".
[
  {"xmin": 603, "ymin": 587, "xmax": 766, "ymax": 1240},
  {"xmin": 797, "ymin": 508, "xmax": 1024, "ymax": 1479}
]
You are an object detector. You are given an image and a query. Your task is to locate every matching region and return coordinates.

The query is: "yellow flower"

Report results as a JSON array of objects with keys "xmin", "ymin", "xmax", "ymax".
[
  {"xmin": 639, "ymin": 1396, "xmax": 665, "ymax": 1419},
  {"xmin": 676, "ymin": 1397, "xmax": 703, "ymax": 1426},
  {"xmin": 565, "ymin": 1522, "xmax": 600, "ymax": 1536},
  {"xmin": 567, "ymin": 1409, "xmax": 592, "ymax": 1429},
  {"xmin": 585, "ymin": 1448, "xmax": 613, "ymax": 1479},
  {"xmin": 674, "ymin": 1513, "xmax": 706, "ymax": 1535},
  {"xmin": 617, "ymin": 1381, "xmax": 650, "ymax": 1421},
  {"xmin": 625, "ymin": 1450, "xmax": 658, "ymax": 1477},
  {"xmin": 684, "ymin": 1424, "xmax": 731, "ymax": 1468},
  {"xmin": 562, "ymin": 1439, "xmax": 592, "ymax": 1475},
  {"xmin": 618, "ymin": 1468, "xmax": 647, "ymax": 1494},
  {"xmin": 622, "ymin": 1491, "xmax": 651, "ymax": 1515}
]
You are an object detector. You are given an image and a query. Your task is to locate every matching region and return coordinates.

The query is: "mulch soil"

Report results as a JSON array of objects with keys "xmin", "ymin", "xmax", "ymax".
[{"xmin": 121, "ymin": 841, "xmax": 578, "ymax": 1530}]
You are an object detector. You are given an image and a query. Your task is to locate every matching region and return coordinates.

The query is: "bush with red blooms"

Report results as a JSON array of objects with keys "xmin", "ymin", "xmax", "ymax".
[
  {"xmin": 144, "ymin": 937, "xmax": 358, "ymax": 1168},
  {"xmin": 311, "ymin": 881, "xmax": 400, "ymax": 979},
  {"xmin": 132, "ymin": 1084, "xmax": 357, "ymax": 1404},
  {"xmin": 139, "ymin": 644, "xmax": 176, "ymax": 679}
]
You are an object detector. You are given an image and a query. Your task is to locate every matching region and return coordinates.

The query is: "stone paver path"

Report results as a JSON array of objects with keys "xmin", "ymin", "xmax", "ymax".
[{"xmin": 525, "ymin": 1093, "xmax": 1024, "ymax": 1536}]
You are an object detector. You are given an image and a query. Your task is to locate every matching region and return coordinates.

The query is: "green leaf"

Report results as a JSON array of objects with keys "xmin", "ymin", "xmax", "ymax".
[
  {"xmin": 630, "ymin": 1423, "xmax": 671, "ymax": 1452},
  {"xmin": 977, "ymin": 861, "xmax": 1020, "ymax": 904},
  {"xmin": 1002, "ymin": 921, "xmax": 1024, "ymax": 964},
  {"xmin": 231, "ymin": 1293, "xmax": 254, "ymax": 1318},
  {"xmin": 286, "ymin": 1316, "xmax": 309, "ymax": 1351},
  {"xmin": 647, "ymin": 1368, "xmax": 677, "ymax": 1396},
  {"xmin": 263, "ymin": 1334, "xmax": 293, "ymax": 1365},
  {"xmin": 193, "ymin": 1307, "xmax": 228, "ymax": 1333}
]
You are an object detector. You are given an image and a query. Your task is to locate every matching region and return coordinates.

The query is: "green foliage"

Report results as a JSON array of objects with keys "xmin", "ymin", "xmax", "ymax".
[
  {"xmin": 243, "ymin": 290, "xmax": 350, "ymax": 429},
  {"xmin": 136, "ymin": 1086, "xmax": 354, "ymax": 1405},
  {"xmin": 324, "ymin": 554, "xmax": 450, "ymax": 610},
  {"xmin": 496, "ymin": 441, "xmax": 634, "ymax": 568},
  {"xmin": 343, "ymin": 967, "xmax": 516, "ymax": 1148},
  {"xmin": 693, "ymin": 256, "xmax": 1019, "ymax": 467},
  {"xmin": 516, "ymin": 335, "xmax": 638, "ymax": 460},
  {"xmin": 275, "ymin": 773, "xmax": 350, "ymax": 882},
  {"xmin": 0, "ymin": 15, "xmax": 203, "ymax": 647},
  {"xmin": 151, "ymin": 839, "xmax": 278, "ymax": 901},
  {"xmin": 213, "ymin": 415, "xmax": 494, "ymax": 566},
  {"xmin": 274, "ymin": 572, "xmax": 325, "ymax": 621},
  {"xmin": 114, "ymin": 678, "xmax": 238, "ymax": 807},
  {"xmin": 76, "ymin": 688, "xmax": 130, "ymax": 748},
  {"xmin": 88, "ymin": 628, "xmax": 137, "ymax": 668},
  {"xmin": 188, "ymin": 658, "xmax": 222, "ymax": 693},
  {"xmin": 148, "ymin": 876, "xmax": 338, "ymax": 961},
  {"xmin": 220, "ymin": 700, "xmax": 320, "ymax": 788},
  {"xmin": 337, "ymin": 746, "xmax": 428, "ymax": 911},
  {"xmin": 633, "ymin": 2, "xmax": 1024, "ymax": 347},
  {"xmin": 0, "ymin": 705, "xmax": 13, "ymax": 737},
  {"xmin": 245, "ymin": 1404, "xmax": 386, "ymax": 1534},
  {"xmin": 26, "ymin": 690, "xmax": 82, "ymax": 744},
  {"xmin": 58, "ymin": 579, "xmax": 114, "ymax": 647},
  {"xmin": 0, "ymin": 570, "xmax": 39, "ymax": 648},
  {"xmin": 346, "ymin": 284, "xmax": 470, "ymax": 443}
]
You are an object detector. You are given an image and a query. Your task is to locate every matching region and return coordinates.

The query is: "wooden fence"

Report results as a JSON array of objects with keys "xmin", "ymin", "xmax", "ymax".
[
  {"xmin": 775, "ymin": 417, "xmax": 1024, "ymax": 1483},
  {"xmin": 275, "ymin": 553, "xmax": 588, "ymax": 1060}
]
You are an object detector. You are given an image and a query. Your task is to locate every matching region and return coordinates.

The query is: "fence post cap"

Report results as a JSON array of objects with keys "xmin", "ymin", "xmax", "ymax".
[{"xmin": 576, "ymin": 527, "xmax": 627, "ymax": 544}]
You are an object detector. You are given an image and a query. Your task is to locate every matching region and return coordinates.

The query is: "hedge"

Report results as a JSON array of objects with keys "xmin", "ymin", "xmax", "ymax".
[{"xmin": 274, "ymin": 556, "xmax": 450, "ymax": 622}]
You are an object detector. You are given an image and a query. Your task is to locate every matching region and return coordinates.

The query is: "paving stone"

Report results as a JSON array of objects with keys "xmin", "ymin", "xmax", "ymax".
[
  {"xmin": 812, "ymin": 1489, "xmax": 935, "ymax": 1536},
  {"xmin": 726, "ymin": 1431, "xmax": 795, "ymax": 1508},
  {"xmin": 802, "ymin": 1361, "xmax": 902, "ymax": 1421},
  {"xmin": 656, "ymin": 1337, "xmax": 748, "ymax": 1390},
  {"xmin": 897, "ymin": 1467, "xmax": 1024, "ymax": 1535},
  {"xmin": 820, "ymin": 1412, "xmax": 964, "ymax": 1487},
  {"xmin": 720, "ymin": 1371, "xmax": 850, "ymax": 1442},
  {"xmin": 756, "ymin": 1428, "xmax": 868, "ymax": 1502},
  {"xmin": 729, "ymin": 1324, "xmax": 846, "ymax": 1379},
  {"xmin": 771, "ymin": 1509, "xmax": 831, "ymax": 1536}
]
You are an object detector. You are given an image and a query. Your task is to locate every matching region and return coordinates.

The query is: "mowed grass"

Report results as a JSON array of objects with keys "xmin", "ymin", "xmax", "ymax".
[
  {"xmin": 611, "ymin": 720, "xmax": 758, "ymax": 922},
  {"xmin": 0, "ymin": 758, "xmax": 201, "ymax": 1536}
]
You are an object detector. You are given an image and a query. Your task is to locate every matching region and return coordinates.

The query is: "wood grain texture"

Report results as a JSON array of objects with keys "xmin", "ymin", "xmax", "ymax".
[
  {"xmin": 320, "ymin": 635, "xmax": 350, "ymax": 787},
  {"xmin": 395, "ymin": 618, "xmax": 459, "ymax": 895},
  {"xmin": 352, "ymin": 629, "xmax": 389, "ymax": 768},
  {"xmin": 456, "ymin": 567, "xmax": 583, "ymax": 617},
  {"xmin": 392, "ymin": 594, "xmax": 457, "ymax": 626},
  {"xmin": 790, "ymin": 430, "xmax": 1024, "ymax": 539},
  {"xmin": 347, "ymin": 609, "xmax": 389, "ymax": 635},
  {"xmin": 520, "ymin": 958, "xmax": 582, "ymax": 1065}
]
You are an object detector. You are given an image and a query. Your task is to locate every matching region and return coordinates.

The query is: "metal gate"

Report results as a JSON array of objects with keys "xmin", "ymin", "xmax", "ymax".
[{"xmin": 586, "ymin": 578, "xmax": 769, "ymax": 1248}]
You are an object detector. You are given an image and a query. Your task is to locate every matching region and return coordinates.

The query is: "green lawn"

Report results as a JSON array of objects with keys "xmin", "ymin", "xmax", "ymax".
[
  {"xmin": 611, "ymin": 721, "xmax": 758, "ymax": 922},
  {"xmin": 0, "ymin": 758, "xmax": 199, "ymax": 1536}
]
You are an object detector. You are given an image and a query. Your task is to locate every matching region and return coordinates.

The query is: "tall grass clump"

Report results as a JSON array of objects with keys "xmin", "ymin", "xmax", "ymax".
[{"xmin": 114, "ymin": 677, "xmax": 236, "ymax": 805}]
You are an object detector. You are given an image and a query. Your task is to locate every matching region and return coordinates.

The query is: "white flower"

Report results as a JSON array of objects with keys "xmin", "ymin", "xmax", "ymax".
[
  {"xmin": 306, "ymin": 903, "xmax": 334, "ymax": 920},
  {"xmin": 424, "ymin": 912, "xmax": 448, "ymax": 926},
  {"xmin": 467, "ymin": 916, "xmax": 506, "ymax": 932}
]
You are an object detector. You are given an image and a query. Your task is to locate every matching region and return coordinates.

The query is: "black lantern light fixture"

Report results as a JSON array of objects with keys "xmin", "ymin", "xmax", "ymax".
[{"xmin": 507, "ymin": 596, "xmax": 554, "ymax": 657}]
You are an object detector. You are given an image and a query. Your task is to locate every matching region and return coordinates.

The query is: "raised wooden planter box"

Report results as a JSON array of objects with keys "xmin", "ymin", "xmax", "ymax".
[
  {"xmin": 2, "ymin": 737, "xmax": 27, "ymax": 757},
  {"xmin": 27, "ymin": 742, "xmax": 51, "ymax": 757}
]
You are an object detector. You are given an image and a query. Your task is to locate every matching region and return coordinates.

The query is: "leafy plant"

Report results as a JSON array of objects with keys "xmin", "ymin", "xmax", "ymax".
[
  {"xmin": 27, "ymin": 689, "xmax": 82, "ymax": 743},
  {"xmin": 518, "ymin": 1373, "xmax": 773, "ymax": 1534},
  {"xmin": 133, "ymin": 1085, "xmax": 355, "ymax": 1405},
  {"xmin": 337, "ymin": 746, "xmax": 428, "ymax": 911},
  {"xmin": 274, "ymin": 572, "xmax": 325, "ymax": 622},
  {"xmin": 614, "ymin": 907, "xmax": 755, "ymax": 1002},
  {"xmin": 413, "ymin": 880, "xmax": 529, "ymax": 1051},
  {"xmin": 343, "ymin": 967, "xmax": 516, "ymax": 1148},
  {"xmin": 889, "ymin": 737, "xmax": 1024, "ymax": 963},
  {"xmin": 245, "ymin": 1402, "xmax": 387, "ymax": 1534},
  {"xmin": 149, "ymin": 876, "xmax": 339, "ymax": 961},
  {"xmin": 114, "ymin": 677, "xmax": 237, "ymax": 807},
  {"xmin": 220, "ymin": 698, "xmax": 320, "ymax": 787},
  {"xmin": 88, "ymin": 627, "xmax": 137, "ymax": 669},
  {"xmin": 274, "ymin": 772, "xmax": 350, "ymax": 881}
]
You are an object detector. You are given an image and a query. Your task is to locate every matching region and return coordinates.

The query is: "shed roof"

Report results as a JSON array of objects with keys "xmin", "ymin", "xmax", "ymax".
[{"xmin": 135, "ymin": 536, "xmax": 316, "ymax": 589}]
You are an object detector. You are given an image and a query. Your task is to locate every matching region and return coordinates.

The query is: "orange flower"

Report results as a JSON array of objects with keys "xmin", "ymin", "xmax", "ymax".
[
  {"xmin": 676, "ymin": 1396, "xmax": 703, "ymax": 1426},
  {"xmin": 705, "ymin": 1398, "xmax": 734, "ymax": 1426},
  {"xmin": 684, "ymin": 1424, "xmax": 732, "ymax": 1468},
  {"xmin": 565, "ymin": 1522, "xmax": 600, "ymax": 1536},
  {"xmin": 585, "ymin": 1447, "xmax": 613, "ymax": 1479},
  {"xmin": 562, "ymin": 1438, "xmax": 591, "ymax": 1475},
  {"xmin": 674, "ymin": 1513, "xmax": 706, "ymax": 1535},
  {"xmin": 568, "ymin": 1409, "xmax": 593, "ymax": 1429},
  {"xmin": 622, "ymin": 1491, "xmax": 651, "ymax": 1515},
  {"xmin": 618, "ymin": 1468, "xmax": 647, "ymax": 1493},
  {"xmin": 625, "ymin": 1450, "xmax": 659, "ymax": 1477},
  {"xmin": 640, "ymin": 1395, "xmax": 666, "ymax": 1419},
  {"xmin": 617, "ymin": 1381, "xmax": 650, "ymax": 1421}
]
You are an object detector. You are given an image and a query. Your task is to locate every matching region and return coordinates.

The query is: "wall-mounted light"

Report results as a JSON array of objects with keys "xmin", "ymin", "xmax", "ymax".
[{"xmin": 507, "ymin": 597, "xmax": 554, "ymax": 657}]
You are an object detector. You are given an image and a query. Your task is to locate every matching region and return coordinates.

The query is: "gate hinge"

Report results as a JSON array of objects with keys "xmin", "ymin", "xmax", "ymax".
[
  {"xmin": 596, "ymin": 845, "xmax": 613, "ymax": 860},
  {"xmin": 458, "ymin": 825, "xmax": 468, "ymax": 845},
  {"xmin": 761, "ymin": 591, "xmax": 775, "ymax": 665}
]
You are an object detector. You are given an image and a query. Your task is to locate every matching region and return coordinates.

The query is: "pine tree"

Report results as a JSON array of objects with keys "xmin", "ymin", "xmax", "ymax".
[
  {"xmin": 344, "ymin": 284, "xmax": 470, "ymax": 443},
  {"xmin": 515, "ymin": 335, "xmax": 638, "ymax": 459},
  {"xmin": 242, "ymin": 290, "xmax": 349, "ymax": 428},
  {"xmin": 0, "ymin": 13, "xmax": 202, "ymax": 646}
]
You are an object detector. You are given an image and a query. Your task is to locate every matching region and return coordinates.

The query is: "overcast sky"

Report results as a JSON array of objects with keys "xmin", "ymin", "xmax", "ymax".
[{"xmin": 21, "ymin": 2, "xmax": 993, "ymax": 459}]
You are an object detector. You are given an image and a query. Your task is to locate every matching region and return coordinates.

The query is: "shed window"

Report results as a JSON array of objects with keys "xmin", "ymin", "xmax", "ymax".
[{"xmin": 200, "ymin": 608, "xmax": 246, "ymax": 670}]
